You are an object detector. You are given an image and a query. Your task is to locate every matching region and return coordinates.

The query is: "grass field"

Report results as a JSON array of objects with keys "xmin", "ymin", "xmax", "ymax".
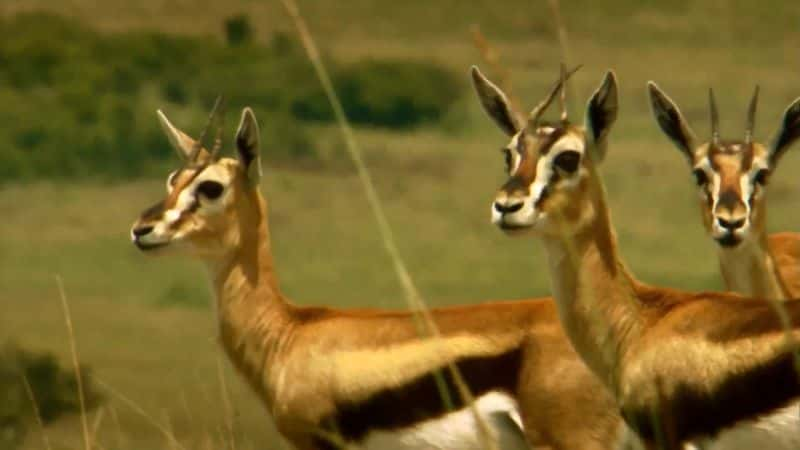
[{"xmin": 2, "ymin": 1, "xmax": 800, "ymax": 448}]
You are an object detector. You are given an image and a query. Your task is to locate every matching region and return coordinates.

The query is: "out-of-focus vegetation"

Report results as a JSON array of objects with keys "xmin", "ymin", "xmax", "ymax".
[
  {"xmin": 0, "ymin": 13, "xmax": 462, "ymax": 182},
  {"xmin": 294, "ymin": 60, "xmax": 462, "ymax": 128},
  {"xmin": 0, "ymin": 343, "xmax": 100, "ymax": 449}
]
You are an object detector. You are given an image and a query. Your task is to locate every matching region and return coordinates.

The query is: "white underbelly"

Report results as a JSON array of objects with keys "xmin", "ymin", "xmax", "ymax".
[
  {"xmin": 702, "ymin": 401, "xmax": 800, "ymax": 450},
  {"xmin": 359, "ymin": 392, "xmax": 530, "ymax": 450}
]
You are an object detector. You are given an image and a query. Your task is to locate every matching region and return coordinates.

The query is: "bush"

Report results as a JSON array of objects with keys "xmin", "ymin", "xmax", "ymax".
[
  {"xmin": 0, "ymin": 13, "xmax": 319, "ymax": 182},
  {"xmin": 293, "ymin": 60, "xmax": 463, "ymax": 128},
  {"xmin": 0, "ymin": 12, "xmax": 465, "ymax": 183},
  {"xmin": 0, "ymin": 342, "xmax": 102, "ymax": 449},
  {"xmin": 225, "ymin": 14, "xmax": 254, "ymax": 46}
]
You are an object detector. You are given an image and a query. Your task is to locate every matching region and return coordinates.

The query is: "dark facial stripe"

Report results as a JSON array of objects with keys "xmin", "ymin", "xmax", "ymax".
[
  {"xmin": 167, "ymin": 199, "xmax": 200, "ymax": 231},
  {"xmin": 533, "ymin": 169, "xmax": 561, "ymax": 209},
  {"xmin": 162, "ymin": 166, "xmax": 207, "ymax": 210},
  {"xmin": 741, "ymin": 143, "xmax": 755, "ymax": 170},
  {"xmin": 536, "ymin": 127, "xmax": 567, "ymax": 156},
  {"xmin": 139, "ymin": 200, "xmax": 166, "ymax": 222},
  {"xmin": 501, "ymin": 175, "xmax": 531, "ymax": 196},
  {"xmin": 316, "ymin": 346, "xmax": 523, "ymax": 446},
  {"xmin": 716, "ymin": 189, "xmax": 743, "ymax": 212},
  {"xmin": 500, "ymin": 126, "xmax": 572, "ymax": 200}
]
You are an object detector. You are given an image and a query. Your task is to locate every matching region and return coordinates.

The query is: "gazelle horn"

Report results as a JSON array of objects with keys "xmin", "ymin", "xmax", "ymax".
[
  {"xmin": 528, "ymin": 64, "xmax": 582, "ymax": 129},
  {"xmin": 744, "ymin": 85, "xmax": 760, "ymax": 145},
  {"xmin": 188, "ymin": 95, "xmax": 225, "ymax": 166},
  {"xmin": 709, "ymin": 88, "xmax": 720, "ymax": 147}
]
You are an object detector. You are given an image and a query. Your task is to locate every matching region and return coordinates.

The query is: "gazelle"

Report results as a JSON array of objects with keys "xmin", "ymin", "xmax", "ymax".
[
  {"xmin": 130, "ymin": 104, "xmax": 639, "ymax": 449},
  {"xmin": 648, "ymin": 84, "xmax": 800, "ymax": 300},
  {"xmin": 473, "ymin": 65, "xmax": 800, "ymax": 449}
]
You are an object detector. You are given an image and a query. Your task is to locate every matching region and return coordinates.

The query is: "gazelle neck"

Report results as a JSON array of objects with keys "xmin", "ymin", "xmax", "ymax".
[
  {"xmin": 207, "ymin": 190, "xmax": 294, "ymax": 406},
  {"xmin": 540, "ymin": 174, "xmax": 642, "ymax": 394},
  {"xmin": 716, "ymin": 217, "xmax": 789, "ymax": 300}
]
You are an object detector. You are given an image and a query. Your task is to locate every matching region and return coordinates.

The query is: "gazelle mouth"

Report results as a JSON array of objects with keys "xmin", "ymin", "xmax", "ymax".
[
  {"xmin": 499, "ymin": 222, "xmax": 529, "ymax": 229},
  {"xmin": 133, "ymin": 239, "xmax": 170, "ymax": 251},
  {"xmin": 715, "ymin": 233, "xmax": 741, "ymax": 248},
  {"xmin": 497, "ymin": 221, "xmax": 532, "ymax": 234}
]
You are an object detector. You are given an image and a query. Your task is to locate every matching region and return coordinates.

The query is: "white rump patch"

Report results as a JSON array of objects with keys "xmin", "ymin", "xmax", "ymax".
[
  {"xmin": 702, "ymin": 401, "xmax": 800, "ymax": 450},
  {"xmin": 359, "ymin": 392, "xmax": 529, "ymax": 450}
]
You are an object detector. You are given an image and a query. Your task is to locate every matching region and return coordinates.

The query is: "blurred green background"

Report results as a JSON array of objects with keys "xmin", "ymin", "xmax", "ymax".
[{"xmin": 1, "ymin": 0, "xmax": 799, "ymax": 448}]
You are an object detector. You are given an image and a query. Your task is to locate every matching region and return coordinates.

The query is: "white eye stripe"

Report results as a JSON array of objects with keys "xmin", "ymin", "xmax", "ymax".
[
  {"xmin": 740, "ymin": 173, "xmax": 754, "ymax": 209},
  {"xmin": 509, "ymin": 152, "xmax": 522, "ymax": 173},
  {"xmin": 164, "ymin": 209, "xmax": 182, "ymax": 224},
  {"xmin": 710, "ymin": 171, "xmax": 722, "ymax": 209},
  {"xmin": 166, "ymin": 171, "xmax": 178, "ymax": 192},
  {"xmin": 549, "ymin": 135, "xmax": 584, "ymax": 154},
  {"xmin": 528, "ymin": 137, "xmax": 586, "ymax": 206},
  {"xmin": 530, "ymin": 156, "xmax": 552, "ymax": 205}
]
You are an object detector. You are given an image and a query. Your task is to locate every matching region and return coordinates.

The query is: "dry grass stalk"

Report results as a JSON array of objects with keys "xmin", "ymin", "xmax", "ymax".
[
  {"xmin": 107, "ymin": 404, "xmax": 125, "ymax": 449},
  {"xmin": 20, "ymin": 373, "xmax": 53, "ymax": 450},
  {"xmin": 216, "ymin": 356, "xmax": 237, "ymax": 450},
  {"xmin": 56, "ymin": 275, "xmax": 92, "ymax": 450},
  {"xmin": 90, "ymin": 407, "xmax": 106, "ymax": 446},
  {"xmin": 469, "ymin": 25, "xmax": 524, "ymax": 119},
  {"xmin": 277, "ymin": 0, "xmax": 498, "ymax": 448},
  {"xmin": 95, "ymin": 378, "xmax": 187, "ymax": 450}
]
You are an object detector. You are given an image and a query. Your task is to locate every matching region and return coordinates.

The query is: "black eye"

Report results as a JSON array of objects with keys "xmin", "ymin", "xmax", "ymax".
[
  {"xmin": 196, "ymin": 180, "xmax": 224, "ymax": 199},
  {"xmin": 754, "ymin": 169, "xmax": 769, "ymax": 185},
  {"xmin": 692, "ymin": 169, "xmax": 708, "ymax": 186},
  {"xmin": 553, "ymin": 151, "xmax": 581, "ymax": 173}
]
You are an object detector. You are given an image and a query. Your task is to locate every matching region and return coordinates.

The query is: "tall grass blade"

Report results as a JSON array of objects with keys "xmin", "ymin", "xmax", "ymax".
[
  {"xmin": 216, "ymin": 356, "xmax": 237, "ymax": 450},
  {"xmin": 95, "ymin": 378, "xmax": 187, "ymax": 450},
  {"xmin": 56, "ymin": 275, "xmax": 92, "ymax": 450},
  {"xmin": 470, "ymin": 25, "xmax": 524, "ymax": 119},
  {"xmin": 277, "ymin": 0, "xmax": 498, "ymax": 448},
  {"xmin": 19, "ymin": 373, "xmax": 53, "ymax": 450}
]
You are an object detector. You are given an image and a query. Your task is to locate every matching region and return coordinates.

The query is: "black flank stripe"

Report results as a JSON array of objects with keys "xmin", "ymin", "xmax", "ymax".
[
  {"xmin": 624, "ymin": 351, "xmax": 800, "ymax": 442},
  {"xmin": 317, "ymin": 346, "xmax": 523, "ymax": 446}
]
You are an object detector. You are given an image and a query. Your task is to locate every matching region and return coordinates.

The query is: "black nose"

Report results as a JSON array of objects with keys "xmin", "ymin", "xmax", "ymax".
[
  {"xmin": 717, "ymin": 217, "xmax": 746, "ymax": 231},
  {"xmin": 132, "ymin": 225, "xmax": 154, "ymax": 237},
  {"xmin": 494, "ymin": 201, "xmax": 523, "ymax": 214}
]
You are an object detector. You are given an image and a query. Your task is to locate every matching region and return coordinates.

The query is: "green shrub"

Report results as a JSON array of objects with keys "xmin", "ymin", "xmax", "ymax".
[
  {"xmin": 0, "ymin": 12, "xmax": 319, "ymax": 182},
  {"xmin": 225, "ymin": 14, "xmax": 254, "ymax": 46},
  {"xmin": 293, "ymin": 60, "xmax": 463, "ymax": 128},
  {"xmin": 0, "ymin": 12, "xmax": 465, "ymax": 182},
  {"xmin": 0, "ymin": 342, "xmax": 102, "ymax": 449}
]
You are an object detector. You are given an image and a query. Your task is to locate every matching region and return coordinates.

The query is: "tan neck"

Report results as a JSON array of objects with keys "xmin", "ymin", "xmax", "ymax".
[
  {"xmin": 207, "ymin": 191, "xmax": 293, "ymax": 406},
  {"xmin": 539, "ymin": 174, "xmax": 642, "ymax": 393},
  {"xmin": 717, "ymin": 225, "xmax": 789, "ymax": 300}
]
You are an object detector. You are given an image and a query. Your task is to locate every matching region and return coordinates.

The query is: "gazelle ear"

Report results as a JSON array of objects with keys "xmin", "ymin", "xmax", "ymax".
[
  {"xmin": 584, "ymin": 70, "xmax": 618, "ymax": 162},
  {"xmin": 236, "ymin": 107, "xmax": 262, "ymax": 185},
  {"xmin": 471, "ymin": 66, "xmax": 521, "ymax": 136},
  {"xmin": 647, "ymin": 82, "xmax": 697, "ymax": 163},
  {"xmin": 769, "ymin": 96, "xmax": 800, "ymax": 165},
  {"xmin": 157, "ymin": 110, "xmax": 211, "ymax": 161}
]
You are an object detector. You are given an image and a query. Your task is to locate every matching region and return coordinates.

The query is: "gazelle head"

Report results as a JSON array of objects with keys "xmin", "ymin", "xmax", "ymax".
[
  {"xmin": 471, "ymin": 65, "xmax": 618, "ymax": 237},
  {"xmin": 130, "ymin": 102, "xmax": 263, "ymax": 260},
  {"xmin": 648, "ymin": 83, "xmax": 800, "ymax": 248}
]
